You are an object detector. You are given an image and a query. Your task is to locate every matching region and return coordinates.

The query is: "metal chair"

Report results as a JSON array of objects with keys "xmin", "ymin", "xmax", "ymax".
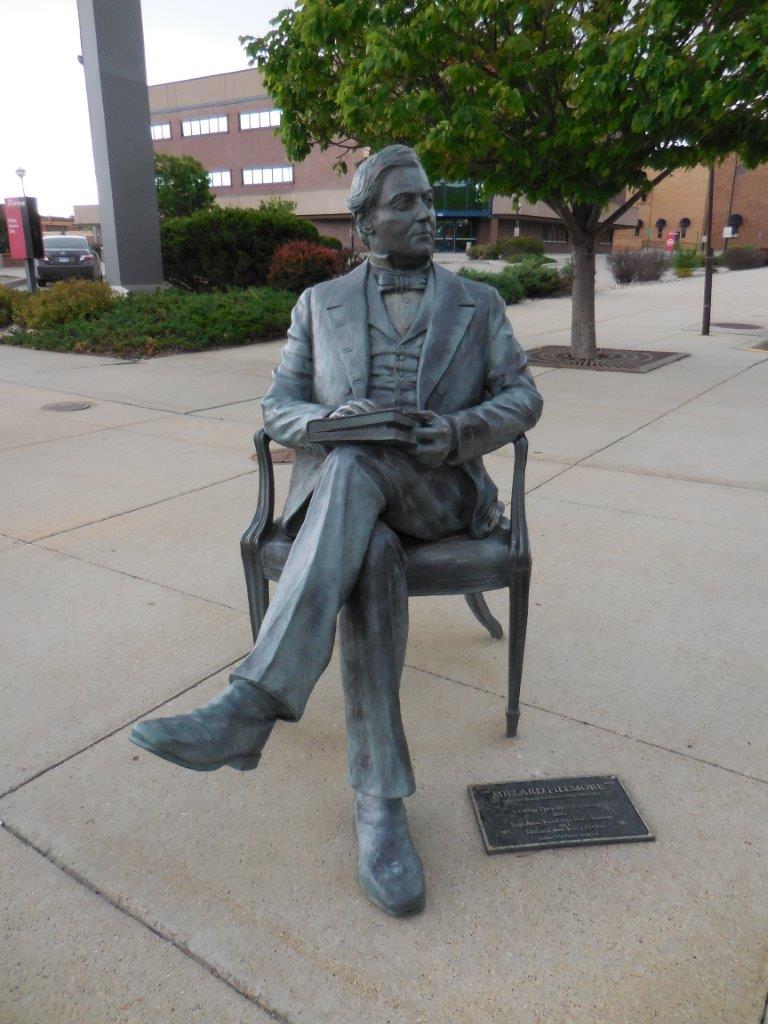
[{"xmin": 241, "ymin": 429, "xmax": 532, "ymax": 737}]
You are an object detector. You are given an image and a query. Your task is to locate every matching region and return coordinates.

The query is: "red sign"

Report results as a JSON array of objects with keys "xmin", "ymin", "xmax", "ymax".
[
  {"xmin": 664, "ymin": 230, "xmax": 679, "ymax": 251},
  {"xmin": 4, "ymin": 198, "xmax": 28, "ymax": 259},
  {"xmin": 3, "ymin": 196, "xmax": 44, "ymax": 259}
]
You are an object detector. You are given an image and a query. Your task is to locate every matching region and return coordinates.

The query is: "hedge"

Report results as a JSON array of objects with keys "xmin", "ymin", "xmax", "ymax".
[{"xmin": 5, "ymin": 287, "xmax": 297, "ymax": 358}]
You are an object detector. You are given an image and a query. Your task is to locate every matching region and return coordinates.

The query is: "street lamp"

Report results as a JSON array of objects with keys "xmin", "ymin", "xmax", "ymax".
[{"xmin": 15, "ymin": 167, "xmax": 26, "ymax": 197}]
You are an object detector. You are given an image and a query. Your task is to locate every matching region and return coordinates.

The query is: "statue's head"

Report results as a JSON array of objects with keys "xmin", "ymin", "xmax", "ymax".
[{"xmin": 348, "ymin": 144, "xmax": 436, "ymax": 263}]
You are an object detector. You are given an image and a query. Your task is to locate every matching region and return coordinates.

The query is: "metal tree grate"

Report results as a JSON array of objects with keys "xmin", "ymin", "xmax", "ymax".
[
  {"xmin": 526, "ymin": 346, "xmax": 689, "ymax": 373},
  {"xmin": 42, "ymin": 401, "xmax": 93, "ymax": 412}
]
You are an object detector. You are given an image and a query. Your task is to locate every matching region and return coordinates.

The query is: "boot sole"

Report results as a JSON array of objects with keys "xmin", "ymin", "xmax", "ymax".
[
  {"xmin": 129, "ymin": 730, "xmax": 262, "ymax": 772},
  {"xmin": 359, "ymin": 873, "xmax": 426, "ymax": 917}
]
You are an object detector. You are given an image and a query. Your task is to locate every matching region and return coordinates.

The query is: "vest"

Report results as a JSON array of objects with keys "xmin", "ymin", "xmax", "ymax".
[{"xmin": 366, "ymin": 266, "xmax": 435, "ymax": 411}]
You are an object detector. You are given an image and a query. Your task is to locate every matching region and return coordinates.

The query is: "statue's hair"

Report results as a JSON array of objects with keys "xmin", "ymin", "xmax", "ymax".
[{"xmin": 347, "ymin": 144, "xmax": 424, "ymax": 247}]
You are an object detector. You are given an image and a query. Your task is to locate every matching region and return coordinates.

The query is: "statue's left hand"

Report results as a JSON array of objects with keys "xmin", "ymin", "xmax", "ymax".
[{"xmin": 411, "ymin": 410, "xmax": 454, "ymax": 467}]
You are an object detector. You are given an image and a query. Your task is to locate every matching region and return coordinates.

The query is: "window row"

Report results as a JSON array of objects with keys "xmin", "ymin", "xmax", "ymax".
[
  {"xmin": 206, "ymin": 167, "xmax": 294, "ymax": 188},
  {"xmin": 239, "ymin": 109, "xmax": 281, "ymax": 130},
  {"xmin": 150, "ymin": 109, "xmax": 282, "ymax": 141},
  {"xmin": 182, "ymin": 115, "xmax": 229, "ymax": 137}
]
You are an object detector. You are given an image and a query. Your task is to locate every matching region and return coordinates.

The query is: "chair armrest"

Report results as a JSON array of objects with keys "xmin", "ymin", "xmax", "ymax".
[
  {"xmin": 509, "ymin": 434, "xmax": 531, "ymax": 566},
  {"xmin": 241, "ymin": 429, "xmax": 275, "ymax": 550}
]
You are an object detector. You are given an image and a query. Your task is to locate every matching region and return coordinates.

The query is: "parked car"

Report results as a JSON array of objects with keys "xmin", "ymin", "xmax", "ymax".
[{"xmin": 36, "ymin": 234, "xmax": 102, "ymax": 285}]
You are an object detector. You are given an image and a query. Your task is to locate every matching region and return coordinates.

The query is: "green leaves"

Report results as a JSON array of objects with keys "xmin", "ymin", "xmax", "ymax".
[
  {"xmin": 243, "ymin": 0, "xmax": 768, "ymax": 216},
  {"xmin": 153, "ymin": 153, "xmax": 215, "ymax": 220}
]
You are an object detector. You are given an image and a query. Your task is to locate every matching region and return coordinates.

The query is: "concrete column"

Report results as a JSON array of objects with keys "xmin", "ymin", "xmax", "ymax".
[{"xmin": 77, "ymin": 0, "xmax": 163, "ymax": 289}]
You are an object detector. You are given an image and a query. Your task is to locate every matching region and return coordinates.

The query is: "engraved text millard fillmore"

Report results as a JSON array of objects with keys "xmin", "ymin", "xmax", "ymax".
[{"xmin": 469, "ymin": 775, "xmax": 654, "ymax": 854}]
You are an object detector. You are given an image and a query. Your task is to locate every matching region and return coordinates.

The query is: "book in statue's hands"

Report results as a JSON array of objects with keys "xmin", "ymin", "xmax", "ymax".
[{"xmin": 307, "ymin": 409, "xmax": 421, "ymax": 447}]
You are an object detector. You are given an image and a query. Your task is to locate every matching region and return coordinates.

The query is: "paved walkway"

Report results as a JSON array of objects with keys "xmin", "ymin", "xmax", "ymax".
[{"xmin": 1, "ymin": 268, "xmax": 767, "ymax": 1024}]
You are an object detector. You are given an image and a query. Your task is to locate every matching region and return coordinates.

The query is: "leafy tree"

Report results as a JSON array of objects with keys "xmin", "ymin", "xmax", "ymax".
[
  {"xmin": 154, "ymin": 153, "xmax": 215, "ymax": 219},
  {"xmin": 244, "ymin": 1, "xmax": 768, "ymax": 358}
]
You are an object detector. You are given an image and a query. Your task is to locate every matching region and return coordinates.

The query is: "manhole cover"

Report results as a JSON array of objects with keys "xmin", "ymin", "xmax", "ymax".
[
  {"xmin": 526, "ymin": 347, "xmax": 689, "ymax": 373},
  {"xmin": 712, "ymin": 322, "xmax": 761, "ymax": 330},
  {"xmin": 42, "ymin": 401, "xmax": 93, "ymax": 412}
]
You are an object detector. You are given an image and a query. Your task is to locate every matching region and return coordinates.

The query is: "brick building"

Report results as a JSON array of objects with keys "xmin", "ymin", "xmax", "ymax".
[
  {"xmin": 143, "ymin": 68, "xmax": 632, "ymax": 253},
  {"xmin": 614, "ymin": 157, "xmax": 768, "ymax": 252}
]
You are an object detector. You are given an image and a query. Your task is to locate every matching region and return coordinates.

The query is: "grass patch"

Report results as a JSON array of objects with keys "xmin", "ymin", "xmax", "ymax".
[{"xmin": 6, "ymin": 287, "xmax": 297, "ymax": 358}]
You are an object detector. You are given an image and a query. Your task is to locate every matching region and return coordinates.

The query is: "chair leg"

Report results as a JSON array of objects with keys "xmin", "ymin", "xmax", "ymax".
[
  {"xmin": 242, "ymin": 547, "xmax": 269, "ymax": 643},
  {"xmin": 506, "ymin": 570, "xmax": 530, "ymax": 738},
  {"xmin": 464, "ymin": 592, "xmax": 504, "ymax": 640}
]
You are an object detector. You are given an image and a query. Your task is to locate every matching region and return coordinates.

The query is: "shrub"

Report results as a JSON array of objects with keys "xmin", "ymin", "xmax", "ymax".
[
  {"xmin": 508, "ymin": 257, "xmax": 568, "ymax": 298},
  {"xmin": 21, "ymin": 279, "xmax": 117, "ymax": 329},
  {"xmin": 267, "ymin": 241, "xmax": 342, "ymax": 292},
  {"xmin": 160, "ymin": 206, "xmax": 320, "ymax": 291},
  {"xmin": 317, "ymin": 234, "xmax": 343, "ymax": 250},
  {"xmin": 499, "ymin": 235, "xmax": 545, "ymax": 258},
  {"xmin": 11, "ymin": 287, "xmax": 296, "ymax": 359},
  {"xmin": 460, "ymin": 258, "xmax": 571, "ymax": 303},
  {"xmin": 0, "ymin": 286, "xmax": 15, "ymax": 327},
  {"xmin": 635, "ymin": 249, "xmax": 670, "ymax": 282},
  {"xmin": 608, "ymin": 248, "xmax": 669, "ymax": 284},
  {"xmin": 717, "ymin": 246, "xmax": 767, "ymax": 270},
  {"xmin": 154, "ymin": 152, "xmax": 214, "ymax": 219},
  {"xmin": 671, "ymin": 247, "xmax": 703, "ymax": 277},
  {"xmin": 459, "ymin": 267, "xmax": 525, "ymax": 303}
]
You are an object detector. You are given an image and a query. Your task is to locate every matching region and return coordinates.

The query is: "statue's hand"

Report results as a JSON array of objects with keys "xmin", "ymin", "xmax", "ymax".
[
  {"xmin": 411, "ymin": 410, "xmax": 454, "ymax": 467},
  {"xmin": 329, "ymin": 399, "xmax": 380, "ymax": 419}
]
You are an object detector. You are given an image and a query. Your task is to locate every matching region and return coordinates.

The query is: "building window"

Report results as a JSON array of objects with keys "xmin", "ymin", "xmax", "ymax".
[
  {"xmin": 239, "ymin": 109, "xmax": 281, "ymax": 131},
  {"xmin": 541, "ymin": 223, "xmax": 569, "ymax": 244},
  {"xmin": 242, "ymin": 166, "xmax": 293, "ymax": 186},
  {"xmin": 207, "ymin": 170, "xmax": 232, "ymax": 188},
  {"xmin": 599, "ymin": 229, "xmax": 614, "ymax": 246},
  {"xmin": 181, "ymin": 115, "xmax": 228, "ymax": 137},
  {"xmin": 151, "ymin": 123, "xmax": 171, "ymax": 141}
]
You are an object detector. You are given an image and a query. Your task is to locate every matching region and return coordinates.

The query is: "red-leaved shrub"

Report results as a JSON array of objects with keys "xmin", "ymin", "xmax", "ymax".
[{"xmin": 267, "ymin": 241, "xmax": 342, "ymax": 293}]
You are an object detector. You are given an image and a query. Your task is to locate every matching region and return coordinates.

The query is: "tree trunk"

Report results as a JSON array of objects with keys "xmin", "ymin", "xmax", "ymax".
[{"xmin": 570, "ymin": 237, "xmax": 597, "ymax": 359}]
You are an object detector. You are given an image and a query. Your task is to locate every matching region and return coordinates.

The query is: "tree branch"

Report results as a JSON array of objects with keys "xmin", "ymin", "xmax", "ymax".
[{"xmin": 597, "ymin": 168, "xmax": 675, "ymax": 231}]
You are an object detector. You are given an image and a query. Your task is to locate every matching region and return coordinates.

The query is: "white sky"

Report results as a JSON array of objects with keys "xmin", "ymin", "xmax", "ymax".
[{"xmin": 0, "ymin": 0, "xmax": 287, "ymax": 215}]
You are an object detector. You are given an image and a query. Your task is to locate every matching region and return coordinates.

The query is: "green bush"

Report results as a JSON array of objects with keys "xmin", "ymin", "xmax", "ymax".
[
  {"xmin": 460, "ymin": 257, "xmax": 570, "ymax": 304},
  {"xmin": 717, "ymin": 246, "xmax": 767, "ymax": 270},
  {"xmin": 467, "ymin": 236, "xmax": 546, "ymax": 261},
  {"xmin": 458, "ymin": 267, "xmax": 524, "ymax": 303},
  {"xmin": 0, "ymin": 286, "xmax": 16, "ymax": 327},
  {"xmin": 160, "ymin": 206, "xmax": 320, "ymax": 291},
  {"xmin": 11, "ymin": 287, "xmax": 296, "ymax": 359},
  {"xmin": 317, "ymin": 234, "xmax": 343, "ymax": 250},
  {"xmin": 267, "ymin": 240, "xmax": 342, "ymax": 292},
  {"xmin": 21, "ymin": 279, "xmax": 117, "ymax": 329},
  {"xmin": 671, "ymin": 247, "xmax": 703, "ymax": 276},
  {"xmin": 507, "ymin": 257, "xmax": 567, "ymax": 297}
]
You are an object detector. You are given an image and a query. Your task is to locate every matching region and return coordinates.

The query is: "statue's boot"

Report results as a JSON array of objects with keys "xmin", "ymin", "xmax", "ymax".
[
  {"xmin": 354, "ymin": 793, "xmax": 425, "ymax": 916},
  {"xmin": 129, "ymin": 678, "xmax": 279, "ymax": 772}
]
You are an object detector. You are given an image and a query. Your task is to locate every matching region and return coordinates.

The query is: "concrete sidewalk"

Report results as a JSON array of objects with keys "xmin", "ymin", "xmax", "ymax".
[{"xmin": 1, "ymin": 268, "xmax": 767, "ymax": 1024}]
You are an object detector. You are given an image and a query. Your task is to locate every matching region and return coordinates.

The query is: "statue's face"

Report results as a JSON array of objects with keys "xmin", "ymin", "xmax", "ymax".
[{"xmin": 367, "ymin": 164, "xmax": 436, "ymax": 261}]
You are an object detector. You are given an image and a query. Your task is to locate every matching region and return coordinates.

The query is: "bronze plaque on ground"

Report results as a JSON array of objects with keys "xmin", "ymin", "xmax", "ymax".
[{"xmin": 469, "ymin": 775, "xmax": 653, "ymax": 854}]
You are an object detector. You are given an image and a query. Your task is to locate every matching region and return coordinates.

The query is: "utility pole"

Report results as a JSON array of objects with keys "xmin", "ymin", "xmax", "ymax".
[
  {"xmin": 76, "ymin": 0, "xmax": 163, "ymax": 289},
  {"xmin": 701, "ymin": 165, "xmax": 715, "ymax": 336}
]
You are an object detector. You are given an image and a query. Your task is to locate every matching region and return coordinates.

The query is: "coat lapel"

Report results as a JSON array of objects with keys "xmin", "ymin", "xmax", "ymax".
[
  {"xmin": 417, "ymin": 264, "xmax": 475, "ymax": 406},
  {"xmin": 325, "ymin": 262, "xmax": 370, "ymax": 398}
]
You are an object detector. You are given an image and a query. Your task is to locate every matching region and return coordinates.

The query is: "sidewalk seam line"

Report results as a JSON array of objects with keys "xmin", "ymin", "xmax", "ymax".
[
  {"xmin": 31, "ymin": 542, "xmax": 249, "ymax": 616},
  {"xmin": 23, "ymin": 468, "xmax": 257, "ymax": 542},
  {"xmin": 0, "ymin": 655, "xmax": 248, "ymax": 802},
  {"xmin": 0, "ymin": 822, "xmax": 292, "ymax": 1024},
  {"xmin": 532, "ymin": 493, "xmax": 764, "ymax": 534},
  {"xmin": 405, "ymin": 663, "xmax": 768, "ymax": 787},
  {"xmin": 526, "ymin": 355, "xmax": 768, "ymax": 496}
]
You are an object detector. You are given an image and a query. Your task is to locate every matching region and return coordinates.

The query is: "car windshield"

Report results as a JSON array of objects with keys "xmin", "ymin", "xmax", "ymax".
[{"xmin": 44, "ymin": 237, "xmax": 90, "ymax": 252}]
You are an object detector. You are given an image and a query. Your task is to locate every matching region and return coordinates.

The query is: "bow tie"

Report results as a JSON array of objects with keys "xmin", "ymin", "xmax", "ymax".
[{"xmin": 375, "ymin": 270, "xmax": 428, "ymax": 294}]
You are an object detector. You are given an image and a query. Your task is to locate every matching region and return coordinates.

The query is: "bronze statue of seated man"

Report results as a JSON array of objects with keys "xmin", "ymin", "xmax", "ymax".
[{"xmin": 131, "ymin": 144, "xmax": 543, "ymax": 917}]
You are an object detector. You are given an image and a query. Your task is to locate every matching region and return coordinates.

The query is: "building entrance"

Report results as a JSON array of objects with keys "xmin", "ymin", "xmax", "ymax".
[{"xmin": 435, "ymin": 217, "xmax": 478, "ymax": 253}]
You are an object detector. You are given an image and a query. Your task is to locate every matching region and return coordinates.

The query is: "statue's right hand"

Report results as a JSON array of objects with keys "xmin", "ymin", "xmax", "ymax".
[{"xmin": 328, "ymin": 399, "xmax": 379, "ymax": 419}]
